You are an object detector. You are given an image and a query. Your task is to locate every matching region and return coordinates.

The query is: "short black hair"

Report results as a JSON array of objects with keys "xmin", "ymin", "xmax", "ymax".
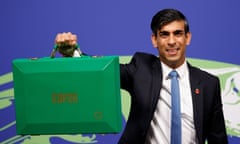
[{"xmin": 151, "ymin": 8, "xmax": 190, "ymax": 36}]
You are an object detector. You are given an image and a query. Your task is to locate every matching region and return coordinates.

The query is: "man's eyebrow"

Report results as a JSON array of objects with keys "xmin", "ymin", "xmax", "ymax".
[
  {"xmin": 159, "ymin": 31, "xmax": 169, "ymax": 35},
  {"xmin": 158, "ymin": 30, "xmax": 185, "ymax": 35},
  {"xmin": 174, "ymin": 30, "xmax": 185, "ymax": 33}
]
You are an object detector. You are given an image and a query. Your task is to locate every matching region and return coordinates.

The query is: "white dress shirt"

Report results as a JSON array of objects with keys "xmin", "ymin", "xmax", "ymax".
[{"xmin": 145, "ymin": 61, "xmax": 197, "ymax": 144}]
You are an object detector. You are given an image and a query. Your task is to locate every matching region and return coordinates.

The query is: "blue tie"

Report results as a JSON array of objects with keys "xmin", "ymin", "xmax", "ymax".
[{"xmin": 169, "ymin": 70, "xmax": 181, "ymax": 144}]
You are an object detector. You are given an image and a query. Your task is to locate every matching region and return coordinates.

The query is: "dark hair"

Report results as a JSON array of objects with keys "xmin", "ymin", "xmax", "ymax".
[{"xmin": 151, "ymin": 8, "xmax": 190, "ymax": 36}]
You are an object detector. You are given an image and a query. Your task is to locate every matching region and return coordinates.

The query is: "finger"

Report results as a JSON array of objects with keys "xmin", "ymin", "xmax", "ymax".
[
  {"xmin": 63, "ymin": 32, "xmax": 77, "ymax": 45},
  {"xmin": 55, "ymin": 33, "xmax": 66, "ymax": 46},
  {"xmin": 69, "ymin": 34, "xmax": 77, "ymax": 45},
  {"xmin": 55, "ymin": 32, "xmax": 67, "ymax": 44}
]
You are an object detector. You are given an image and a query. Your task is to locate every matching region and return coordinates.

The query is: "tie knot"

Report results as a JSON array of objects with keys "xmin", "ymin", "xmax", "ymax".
[{"xmin": 169, "ymin": 70, "xmax": 178, "ymax": 78}]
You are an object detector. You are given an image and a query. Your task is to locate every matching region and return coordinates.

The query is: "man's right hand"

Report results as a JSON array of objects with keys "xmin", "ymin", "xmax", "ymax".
[
  {"xmin": 51, "ymin": 32, "xmax": 81, "ymax": 57},
  {"xmin": 55, "ymin": 32, "xmax": 78, "ymax": 47}
]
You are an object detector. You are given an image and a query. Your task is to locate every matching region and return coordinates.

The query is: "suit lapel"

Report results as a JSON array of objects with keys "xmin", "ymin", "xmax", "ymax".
[{"xmin": 188, "ymin": 63, "xmax": 204, "ymax": 142}]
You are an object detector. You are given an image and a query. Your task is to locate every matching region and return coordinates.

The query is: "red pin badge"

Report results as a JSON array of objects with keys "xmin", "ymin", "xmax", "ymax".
[{"xmin": 195, "ymin": 88, "xmax": 200, "ymax": 94}]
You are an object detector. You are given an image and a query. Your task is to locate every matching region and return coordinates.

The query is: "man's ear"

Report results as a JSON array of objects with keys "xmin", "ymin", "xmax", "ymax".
[
  {"xmin": 186, "ymin": 32, "xmax": 192, "ymax": 45},
  {"xmin": 151, "ymin": 34, "xmax": 158, "ymax": 48}
]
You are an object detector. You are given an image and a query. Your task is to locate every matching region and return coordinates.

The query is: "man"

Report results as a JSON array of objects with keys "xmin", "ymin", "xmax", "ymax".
[{"xmin": 55, "ymin": 8, "xmax": 228, "ymax": 144}]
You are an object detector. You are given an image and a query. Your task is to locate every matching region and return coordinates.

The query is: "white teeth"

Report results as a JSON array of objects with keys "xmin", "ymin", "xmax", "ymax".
[
  {"xmin": 167, "ymin": 48, "xmax": 178, "ymax": 55},
  {"xmin": 167, "ymin": 49, "xmax": 176, "ymax": 52},
  {"xmin": 167, "ymin": 48, "xmax": 178, "ymax": 52}
]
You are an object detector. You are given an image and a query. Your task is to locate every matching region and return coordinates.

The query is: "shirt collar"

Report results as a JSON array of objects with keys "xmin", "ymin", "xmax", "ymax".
[{"xmin": 161, "ymin": 60, "xmax": 188, "ymax": 80}]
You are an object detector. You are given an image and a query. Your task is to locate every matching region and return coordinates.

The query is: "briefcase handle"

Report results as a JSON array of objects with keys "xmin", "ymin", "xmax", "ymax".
[{"xmin": 50, "ymin": 44, "xmax": 82, "ymax": 58}]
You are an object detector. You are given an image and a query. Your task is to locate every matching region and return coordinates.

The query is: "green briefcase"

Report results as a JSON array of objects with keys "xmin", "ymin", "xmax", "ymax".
[{"xmin": 12, "ymin": 56, "xmax": 122, "ymax": 135}]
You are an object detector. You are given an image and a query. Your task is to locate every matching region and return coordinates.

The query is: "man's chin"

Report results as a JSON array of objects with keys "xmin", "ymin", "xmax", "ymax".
[{"xmin": 165, "ymin": 58, "xmax": 184, "ymax": 68}]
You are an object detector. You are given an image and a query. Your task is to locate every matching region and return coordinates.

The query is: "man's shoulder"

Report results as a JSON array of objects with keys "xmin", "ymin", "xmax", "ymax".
[
  {"xmin": 188, "ymin": 63, "xmax": 219, "ymax": 80},
  {"xmin": 124, "ymin": 52, "xmax": 160, "ymax": 69},
  {"xmin": 133, "ymin": 52, "xmax": 159, "ymax": 61}
]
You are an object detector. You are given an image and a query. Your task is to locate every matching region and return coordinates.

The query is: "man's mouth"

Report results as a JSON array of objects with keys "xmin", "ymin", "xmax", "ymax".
[{"xmin": 166, "ymin": 48, "xmax": 179, "ymax": 55}]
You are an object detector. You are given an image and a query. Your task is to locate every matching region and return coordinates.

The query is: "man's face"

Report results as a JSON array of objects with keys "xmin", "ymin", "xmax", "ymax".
[{"xmin": 151, "ymin": 20, "xmax": 191, "ymax": 69}]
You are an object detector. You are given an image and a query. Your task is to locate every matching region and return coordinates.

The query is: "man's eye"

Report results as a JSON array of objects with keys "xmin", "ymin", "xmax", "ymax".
[
  {"xmin": 174, "ymin": 31, "xmax": 184, "ymax": 37},
  {"xmin": 159, "ymin": 32, "xmax": 169, "ymax": 38}
]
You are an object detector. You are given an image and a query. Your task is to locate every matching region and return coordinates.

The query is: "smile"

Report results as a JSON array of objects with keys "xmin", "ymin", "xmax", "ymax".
[{"xmin": 166, "ymin": 48, "xmax": 180, "ymax": 55}]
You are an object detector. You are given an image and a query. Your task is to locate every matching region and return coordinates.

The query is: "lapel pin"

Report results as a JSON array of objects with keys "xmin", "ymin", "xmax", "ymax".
[{"xmin": 195, "ymin": 88, "xmax": 200, "ymax": 94}]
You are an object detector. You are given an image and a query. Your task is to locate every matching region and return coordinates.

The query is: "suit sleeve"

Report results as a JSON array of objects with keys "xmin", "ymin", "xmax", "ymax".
[{"xmin": 120, "ymin": 54, "xmax": 137, "ymax": 92}]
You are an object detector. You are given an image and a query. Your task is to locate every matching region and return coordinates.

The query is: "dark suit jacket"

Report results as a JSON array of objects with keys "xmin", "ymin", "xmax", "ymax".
[{"xmin": 118, "ymin": 52, "xmax": 228, "ymax": 144}]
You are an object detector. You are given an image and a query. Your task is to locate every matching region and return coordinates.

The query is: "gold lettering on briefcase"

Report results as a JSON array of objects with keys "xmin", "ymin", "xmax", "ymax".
[
  {"xmin": 52, "ymin": 93, "xmax": 78, "ymax": 104},
  {"xmin": 94, "ymin": 111, "xmax": 103, "ymax": 120}
]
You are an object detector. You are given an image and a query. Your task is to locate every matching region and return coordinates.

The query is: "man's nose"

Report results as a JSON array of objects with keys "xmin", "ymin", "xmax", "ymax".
[{"xmin": 168, "ymin": 34, "xmax": 176, "ymax": 45}]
